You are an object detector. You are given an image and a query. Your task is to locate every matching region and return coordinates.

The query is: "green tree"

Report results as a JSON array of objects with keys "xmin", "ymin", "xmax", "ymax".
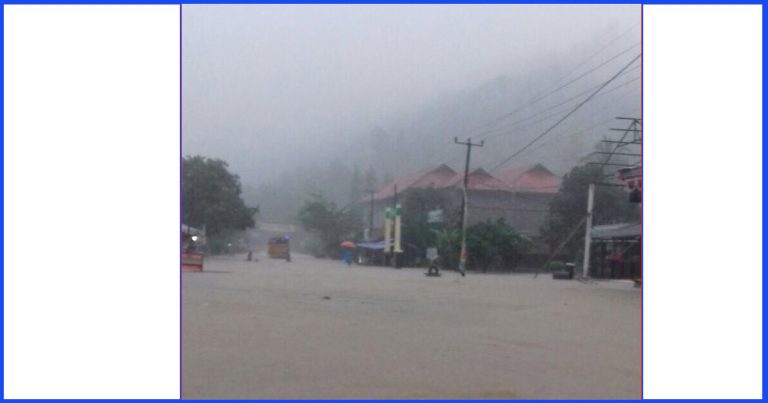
[
  {"xmin": 467, "ymin": 218, "xmax": 531, "ymax": 272},
  {"xmin": 182, "ymin": 155, "xmax": 257, "ymax": 237},
  {"xmin": 435, "ymin": 219, "xmax": 529, "ymax": 272},
  {"xmin": 436, "ymin": 227, "xmax": 461, "ymax": 270},
  {"xmin": 401, "ymin": 188, "xmax": 454, "ymax": 255},
  {"xmin": 297, "ymin": 192, "xmax": 359, "ymax": 258},
  {"xmin": 541, "ymin": 164, "xmax": 639, "ymax": 256}
]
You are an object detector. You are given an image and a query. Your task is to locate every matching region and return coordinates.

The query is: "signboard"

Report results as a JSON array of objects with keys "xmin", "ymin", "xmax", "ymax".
[
  {"xmin": 426, "ymin": 247, "xmax": 438, "ymax": 261},
  {"xmin": 427, "ymin": 209, "xmax": 445, "ymax": 223},
  {"xmin": 617, "ymin": 166, "xmax": 642, "ymax": 189}
]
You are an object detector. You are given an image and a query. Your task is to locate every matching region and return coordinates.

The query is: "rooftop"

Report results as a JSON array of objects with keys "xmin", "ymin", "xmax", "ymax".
[
  {"xmin": 369, "ymin": 163, "xmax": 561, "ymax": 201},
  {"xmin": 494, "ymin": 164, "xmax": 561, "ymax": 194}
]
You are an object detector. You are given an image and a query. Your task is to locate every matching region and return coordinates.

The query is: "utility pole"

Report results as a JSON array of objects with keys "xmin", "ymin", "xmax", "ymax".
[
  {"xmin": 582, "ymin": 183, "xmax": 595, "ymax": 278},
  {"xmin": 393, "ymin": 184, "xmax": 398, "ymax": 208},
  {"xmin": 366, "ymin": 189, "xmax": 375, "ymax": 241},
  {"xmin": 392, "ymin": 184, "xmax": 401, "ymax": 268},
  {"xmin": 384, "ymin": 184, "xmax": 398, "ymax": 267},
  {"xmin": 454, "ymin": 137, "xmax": 484, "ymax": 276}
]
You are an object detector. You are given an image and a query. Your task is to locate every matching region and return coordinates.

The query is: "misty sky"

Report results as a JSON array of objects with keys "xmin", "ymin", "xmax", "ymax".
[{"xmin": 182, "ymin": 5, "xmax": 640, "ymax": 187}]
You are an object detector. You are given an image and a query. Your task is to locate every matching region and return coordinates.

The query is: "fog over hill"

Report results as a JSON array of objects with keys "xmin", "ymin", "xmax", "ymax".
[{"xmin": 181, "ymin": 5, "xmax": 640, "ymax": 224}]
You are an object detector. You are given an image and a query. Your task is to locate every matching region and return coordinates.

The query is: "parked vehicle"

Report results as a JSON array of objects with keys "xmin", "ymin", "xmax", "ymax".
[
  {"xmin": 268, "ymin": 236, "xmax": 291, "ymax": 261},
  {"xmin": 551, "ymin": 261, "xmax": 575, "ymax": 280}
]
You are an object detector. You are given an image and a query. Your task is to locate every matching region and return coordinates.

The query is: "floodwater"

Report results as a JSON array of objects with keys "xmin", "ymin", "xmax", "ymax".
[{"xmin": 182, "ymin": 253, "xmax": 641, "ymax": 399}]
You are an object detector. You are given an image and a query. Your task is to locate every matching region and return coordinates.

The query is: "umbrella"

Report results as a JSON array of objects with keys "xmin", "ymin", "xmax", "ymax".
[{"xmin": 340, "ymin": 241, "xmax": 356, "ymax": 248}]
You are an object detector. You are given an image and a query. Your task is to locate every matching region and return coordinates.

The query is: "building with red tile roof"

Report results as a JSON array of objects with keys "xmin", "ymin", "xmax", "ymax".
[
  {"xmin": 362, "ymin": 163, "xmax": 561, "ymax": 238},
  {"xmin": 443, "ymin": 168, "xmax": 514, "ymax": 192},
  {"xmin": 370, "ymin": 164, "xmax": 457, "ymax": 201},
  {"xmin": 494, "ymin": 163, "xmax": 561, "ymax": 194}
]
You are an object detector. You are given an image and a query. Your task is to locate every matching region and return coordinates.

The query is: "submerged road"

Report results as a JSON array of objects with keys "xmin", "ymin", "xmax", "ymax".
[{"xmin": 182, "ymin": 253, "xmax": 640, "ymax": 399}]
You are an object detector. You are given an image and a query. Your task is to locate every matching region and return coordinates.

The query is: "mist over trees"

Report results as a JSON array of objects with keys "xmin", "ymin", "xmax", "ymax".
[
  {"xmin": 244, "ymin": 159, "xmax": 389, "ymax": 226},
  {"xmin": 183, "ymin": 6, "xmax": 640, "ymax": 239},
  {"xmin": 297, "ymin": 192, "xmax": 361, "ymax": 258},
  {"xmin": 244, "ymin": 63, "xmax": 638, "ymax": 227},
  {"xmin": 540, "ymin": 164, "xmax": 639, "ymax": 256}
]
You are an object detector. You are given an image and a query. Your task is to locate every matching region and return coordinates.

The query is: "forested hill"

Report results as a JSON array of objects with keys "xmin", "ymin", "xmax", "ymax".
[{"xmin": 245, "ymin": 46, "xmax": 641, "ymax": 224}]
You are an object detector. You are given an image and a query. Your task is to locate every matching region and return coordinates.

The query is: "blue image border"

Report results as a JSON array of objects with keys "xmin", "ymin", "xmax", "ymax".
[{"xmin": 0, "ymin": 0, "xmax": 763, "ymax": 401}]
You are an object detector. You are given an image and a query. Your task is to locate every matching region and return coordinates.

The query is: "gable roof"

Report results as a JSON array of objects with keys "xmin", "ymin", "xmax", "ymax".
[
  {"xmin": 368, "ymin": 164, "xmax": 559, "ymax": 201},
  {"xmin": 371, "ymin": 164, "xmax": 457, "ymax": 200},
  {"xmin": 494, "ymin": 164, "xmax": 560, "ymax": 194},
  {"xmin": 444, "ymin": 168, "xmax": 513, "ymax": 192}
]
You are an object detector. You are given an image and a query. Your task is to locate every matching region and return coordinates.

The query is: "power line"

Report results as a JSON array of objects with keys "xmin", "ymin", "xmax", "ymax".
[
  {"xmin": 549, "ymin": 22, "xmax": 640, "ymax": 87},
  {"xmin": 490, "ymin": 53, "xmax": 642, "ymax": 171},
  {"xmin": 524, "ymin": 113, "xmax": 636, "ymax": 156},
  {"xmin": 463, "ymin": 42, "xmax": 641, "ymax": 140},
  {"xmin": 461, "ymin": 77, "xmax": 640, "ymax": 167},
  {"xmin": 510, "ymin": 42, "xmax": 640, "ymax": 117},
  {"xmin": 421, "ymin": 38, "xmax": 642, "ymax": 167},
  {"xmin": 478, "ymin": 69, "xmax": 641, "ymax": 143},
  {"xmin": 597, "ymin": 119, "xmax": 641, "ymax": 168},
  {"xmin": 593, "ymin": 151, "xmax": 641, "ymax": 157},
  {"xmin": 511, "ymin": 89, "xmax": 642, "ymax": 160}
]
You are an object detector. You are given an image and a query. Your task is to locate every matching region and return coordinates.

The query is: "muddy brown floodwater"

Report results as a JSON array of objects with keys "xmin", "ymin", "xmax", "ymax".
[{"xmin": 182, "ymin": 253, "xmax": 641, "ymax": 399}]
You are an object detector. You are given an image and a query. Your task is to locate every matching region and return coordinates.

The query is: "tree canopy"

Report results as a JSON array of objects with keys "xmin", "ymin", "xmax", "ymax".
[
  {"xmin": 182, "ymin": 155, "xmax": 257, "ymax": 237},
  {"xmin": 400, "ymin": 188, "xmax": 456, "ymax": 253},
  {"xmin": 297, "ymin": 192, "xmax": 360, "ymax": 258},
  {"xmin": 436, "ymin": 219, "xmax": 530, "ymax": 272},
  {"xmin": 540, "ymin": 164, "xmax": 638, "ymax": 256}
]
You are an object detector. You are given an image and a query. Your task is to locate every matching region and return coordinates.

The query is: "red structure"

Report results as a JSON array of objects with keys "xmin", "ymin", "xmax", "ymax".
[
  {"xmin": 617, "ymin": 165, "xmax": 642, "ymax": 203},
  {"xmin": 182, "ymin": 252, "xmax": 204, "ymax": 272}
]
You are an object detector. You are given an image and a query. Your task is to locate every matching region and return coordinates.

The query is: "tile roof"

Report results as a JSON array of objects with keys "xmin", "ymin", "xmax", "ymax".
[
  {"xmin": 368, "ymin": 163, "xmax": 560, "ymax": 201},
  {"xmin": 371, "ymin": 164, "xmax": 457, "ymax": 200},
  {"xmin": 494, "ymin": 164, "xmax": 560, "ymax": 194},
  {"xmin": 444, "ymin": 168, "xmax": 513, "ymax": 192}
]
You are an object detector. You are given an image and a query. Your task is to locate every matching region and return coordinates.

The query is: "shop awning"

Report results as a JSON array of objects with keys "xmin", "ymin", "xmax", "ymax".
[
  {"xmin": 356, "ymin": 240, "xmax": 394, "ymax": 250},
  {"xmin": 591, "ymin": 222, "xmax": 641, "ymax": 240}
]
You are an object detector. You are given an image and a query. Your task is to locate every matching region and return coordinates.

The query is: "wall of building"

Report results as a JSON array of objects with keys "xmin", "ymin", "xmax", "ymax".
[
  {"xmin": 467, "ymin": 190, "xmax": 554, "ymax": 237},
  {"xmin": 362, "ymin": 188, "xmax": 554, "ymax": 238}
]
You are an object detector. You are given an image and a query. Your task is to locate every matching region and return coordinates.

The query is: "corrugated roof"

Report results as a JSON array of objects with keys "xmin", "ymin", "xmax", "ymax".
[
  {"xmin": 591, "ymin": 222, "xmax": 641, "ymax": 239},
  {"xmin": 494, "ymin": 164, "xmax": 560, "ymax": 194},
  {"xmin": 181, "ymin": 224, "xmax": 204, "ymax": 235}
]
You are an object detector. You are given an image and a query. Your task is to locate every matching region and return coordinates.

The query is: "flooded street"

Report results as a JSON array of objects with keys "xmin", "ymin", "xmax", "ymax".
[{"xmin": 182, "ymin": 254, "xmax": 640, "ymax": 399}]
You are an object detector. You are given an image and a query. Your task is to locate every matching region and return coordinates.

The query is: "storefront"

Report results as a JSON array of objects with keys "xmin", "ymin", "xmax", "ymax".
[{"xmin": 590, "ymin": 222, "xmax": 641, "ymax": 279}]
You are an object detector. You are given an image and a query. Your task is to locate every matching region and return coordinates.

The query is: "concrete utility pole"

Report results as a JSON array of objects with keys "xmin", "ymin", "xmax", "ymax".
[
  {"xmin": 392, "ymin": 185, "xmax": 402, "ymax": 268},
  {"xmin": 366, "ymin": 189, "xmax": 375, "ymax": 241},
  {"xmin": 394, "ymin": 204, "xmax": 403, "ymax": 253},
  {"xmin": 454, "ymin": 137, "xmax": 484, "ymax": 276},
  {"xmin": 384, "ymin": 207, "xmax": 392, "ymax": 253},
  {"xmin": 582, "ymin": 183, "xmax": 595, "ymax": 278}
]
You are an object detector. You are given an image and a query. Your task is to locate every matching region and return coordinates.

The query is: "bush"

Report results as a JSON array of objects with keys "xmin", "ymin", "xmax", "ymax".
[
  {"xmin": 297, "ymin": 192, "xmax": 359, "ymax": 258},
  {"xmin": 436, "ymin": 219, "xmax": 531, "ymax": 272},
  {"xmin": 436, "ymin": 228, "xmax": 461, "ymax": 269}
]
